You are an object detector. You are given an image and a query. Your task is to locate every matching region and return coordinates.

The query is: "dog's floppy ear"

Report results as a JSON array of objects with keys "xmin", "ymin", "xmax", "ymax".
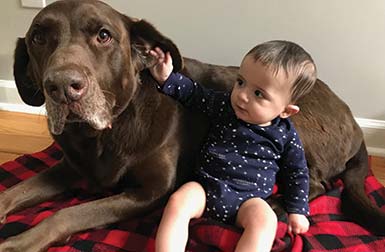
[
  {"xmin": 14, "ymin": 38, "xmax": 45, "ymax": 106},
  {"xmin": 128, "ymin": 18, "xmax": 183, "ymax": 72}
]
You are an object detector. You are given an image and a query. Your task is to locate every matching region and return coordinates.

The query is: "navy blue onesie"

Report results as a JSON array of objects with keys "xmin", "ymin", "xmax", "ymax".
[{"xmin": 159, "ymin": 72, "xmax": 309, "ymax": 224}]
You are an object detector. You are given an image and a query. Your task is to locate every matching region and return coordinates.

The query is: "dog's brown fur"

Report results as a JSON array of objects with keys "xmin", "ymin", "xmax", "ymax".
[{"xmin": 0, "ymin": 0, "xmax": 384, "ymax": 251}]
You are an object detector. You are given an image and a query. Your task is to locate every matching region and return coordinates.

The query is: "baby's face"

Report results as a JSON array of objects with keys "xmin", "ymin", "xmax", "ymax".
[{"xmin": 230, "ymin": 56, "xmax": 294, "ymax": 126}]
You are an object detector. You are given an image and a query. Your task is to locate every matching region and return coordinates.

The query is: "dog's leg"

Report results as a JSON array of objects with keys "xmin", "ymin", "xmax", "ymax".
[
  {"xmin": 0, "ymin": 151, "xmax": 176, "ymax": 252},
  {"xmin": 341, "ymin": 141, "xmax": 385, "ymax": 235},
  {"xmin": 0, "ymin": 193, "xmax": 154, "ymax": 252},
  {"xmin": 0, "ymin": 162, "xmax": 78, "ymax": 223}
]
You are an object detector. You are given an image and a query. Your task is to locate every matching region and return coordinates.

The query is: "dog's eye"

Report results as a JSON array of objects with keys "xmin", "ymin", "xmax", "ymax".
[
  {"xmin": 31, "ymin": 32, "xmax": 46, "ymax": 45},
  {"xmin": 97, "ymin": 29, "xmax": 112, "ymax": 44}
]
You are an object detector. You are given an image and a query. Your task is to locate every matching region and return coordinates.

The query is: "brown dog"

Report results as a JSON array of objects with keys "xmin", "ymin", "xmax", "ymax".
[{"xmin": 0, "ymin": 0, "xmax": 384, "ymax": 251}]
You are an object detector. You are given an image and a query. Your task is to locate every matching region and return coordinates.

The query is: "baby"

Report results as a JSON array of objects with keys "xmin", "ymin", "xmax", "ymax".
[{"xmin": 150, "ymin": 40, "xmax": 317, "ymax": 252}]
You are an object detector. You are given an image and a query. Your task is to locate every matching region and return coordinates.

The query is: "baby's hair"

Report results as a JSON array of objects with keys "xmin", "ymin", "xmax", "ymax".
[{"xmin": 246, "ymin": 40, "xmax": 317, "ymax": 102}]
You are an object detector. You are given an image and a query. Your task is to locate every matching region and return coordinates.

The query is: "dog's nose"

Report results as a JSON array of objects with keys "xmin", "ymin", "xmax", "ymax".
[{"xmin": 43, "ymin": 68, "xmax": 88, "ymax": 104}]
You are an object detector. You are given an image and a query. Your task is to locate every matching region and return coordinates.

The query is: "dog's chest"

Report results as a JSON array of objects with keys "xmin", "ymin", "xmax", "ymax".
[{"xmin": 54, "ymin": 123, "xmax": 139, "ymax": 182}]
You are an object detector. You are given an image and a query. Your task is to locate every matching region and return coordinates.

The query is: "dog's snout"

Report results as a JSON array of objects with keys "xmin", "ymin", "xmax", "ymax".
[{"xmin": 44, "ymin": 68, "xmax": 88, "ymax": 104}]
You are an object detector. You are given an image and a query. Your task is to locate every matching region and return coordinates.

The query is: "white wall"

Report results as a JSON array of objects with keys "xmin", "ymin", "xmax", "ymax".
[
  {"xmin": 107, "ymin": 0, "xmax": 385, "ymax": 121},
  {"xmin": 0, "ymin": 0, "xmax": 384, "ymax": 153},
  {"xmin": 0, "ymin": 1, "xmax": 37, "ymax": 79}
]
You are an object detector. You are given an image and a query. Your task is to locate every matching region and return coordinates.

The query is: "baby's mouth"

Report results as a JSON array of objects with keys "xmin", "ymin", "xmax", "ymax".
[
  {"xmin": 234, "ymin": 104, "xmax": 248, "ymax": 118},
  {"xmin": 236, "ymin": 104, "xmax": 247, "ymax": 113}
]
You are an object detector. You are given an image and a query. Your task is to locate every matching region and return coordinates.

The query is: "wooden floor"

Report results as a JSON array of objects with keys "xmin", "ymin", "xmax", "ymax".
[
  {"xmin": 373, "ymin": 156, "xmax": 385, "ymax": 186},
  {"xmin": 0, "ymin": 110, "xmax": 52, "ymax": 162},
  {"xmin": 0, "ymin": 110, "xmax": 384, "ymax": 185}
]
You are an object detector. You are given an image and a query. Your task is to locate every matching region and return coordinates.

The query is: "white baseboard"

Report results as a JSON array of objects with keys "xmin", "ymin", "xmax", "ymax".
[
  {"xmin": 1, "ymin": 79, "xmax": 385, "ymax": 156},
  {"xmin": 367, "ymin": 147, "xmax": 385, "ymax": 157},
  {"xmin": 0, "ymin": 79, "xmax": 46, "ymax": 115},
  {"xmin": 355, "ymin": 118, "xmax": 385, "ymax": 157},
  {"xmin": 0, "ymin": 102, "xmax": 46, "ymax": 115},
  {"xmin": 0, "ymin": 79, "xmax": 16, "ymax": 88}
]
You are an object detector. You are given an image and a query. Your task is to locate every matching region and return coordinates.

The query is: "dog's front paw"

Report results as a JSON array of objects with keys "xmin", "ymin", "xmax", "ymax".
[
  {"xmin": 0, "ymin": 235, "xmax": 48, "ymax": 252},
  {"xmin": 0, "ymin": 194, "xmax": 12, "ymax": 224},
  {"xmin": 0, "ymin": 214, "xmax": 6, "ymax": 224},
  {"xmin": 0, "ymin": 238, "xmax": 24, "ymax": 252}
]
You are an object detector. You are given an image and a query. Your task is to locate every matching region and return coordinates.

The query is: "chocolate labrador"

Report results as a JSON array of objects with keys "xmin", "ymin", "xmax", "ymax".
[{"xmin": 0, "ymin": 0, "xmax": 384, "ymax": 251}]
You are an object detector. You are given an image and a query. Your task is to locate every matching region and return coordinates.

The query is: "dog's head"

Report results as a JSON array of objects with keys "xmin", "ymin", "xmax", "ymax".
[{"xmin": 14, "ymin": 0, "xmax": 182, "ymax": 135}]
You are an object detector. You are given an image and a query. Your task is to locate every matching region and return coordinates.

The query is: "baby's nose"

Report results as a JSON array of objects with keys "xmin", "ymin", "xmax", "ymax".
[{"xmin": 238, "ymin": 91, "xmax": 249, "ymax": 103}]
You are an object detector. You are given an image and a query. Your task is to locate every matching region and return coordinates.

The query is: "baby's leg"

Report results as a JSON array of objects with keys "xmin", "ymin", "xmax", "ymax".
[
  {"xmin": 235, "ymin": 197, "xmax": 278, "ymax": 252},
  {"xmin": 155, "ymin": 181, "xmax": 206, "ymax": 252}
]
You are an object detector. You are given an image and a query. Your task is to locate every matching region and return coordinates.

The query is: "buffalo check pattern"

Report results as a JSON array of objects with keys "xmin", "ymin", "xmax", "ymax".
[{"xmin": 0, "ymin": 143, "xmax": 384, "ymax": 252}]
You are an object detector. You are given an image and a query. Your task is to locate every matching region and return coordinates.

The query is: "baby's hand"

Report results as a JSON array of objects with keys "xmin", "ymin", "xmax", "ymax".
[
  {"xmin": 288, "ymin": 213, "xmax": 309, "ymax": 234},
  {"xmin": 149, "ymin": 47, "xmax": 173, "ymax": 85}
]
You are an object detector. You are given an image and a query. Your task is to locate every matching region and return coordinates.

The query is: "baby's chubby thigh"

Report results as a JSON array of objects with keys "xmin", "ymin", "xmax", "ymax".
[
  {"xmin": 235, "ymin": 197, "xmax": 278, "ymax": 231},
  {"xmin": 234, "ymin": 197, "xmax": 278, "ymax": 252}
]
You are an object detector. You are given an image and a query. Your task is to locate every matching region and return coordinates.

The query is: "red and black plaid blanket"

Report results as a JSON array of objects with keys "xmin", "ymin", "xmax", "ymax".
[{"xmin": 1, "ymin": 143, "xmax": 384, "ymax": 251}]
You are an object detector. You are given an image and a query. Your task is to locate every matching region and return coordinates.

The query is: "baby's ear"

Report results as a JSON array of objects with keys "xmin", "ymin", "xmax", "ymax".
[{"xmin": 280, "ymin": 104, "xmax": 299, "ymax": 118}]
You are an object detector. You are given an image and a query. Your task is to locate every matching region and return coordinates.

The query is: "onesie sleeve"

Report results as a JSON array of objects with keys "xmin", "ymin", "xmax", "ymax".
[
  {"xmin": 279, "ymin": 126, "xmax": 310, "ymax": 215},
  {"xmin": 158, "ymin": 72, "xmax": 230, "ymax": 118}
]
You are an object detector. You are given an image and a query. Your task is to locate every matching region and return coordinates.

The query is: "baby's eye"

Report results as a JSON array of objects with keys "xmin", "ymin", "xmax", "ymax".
[
  {"xmin": 236, "ymin": 78, "xmax": 244, "ymax": 86},
  {"xmin": 254, "ymin": 90, "xmax": 263, "ymax": 98}
]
